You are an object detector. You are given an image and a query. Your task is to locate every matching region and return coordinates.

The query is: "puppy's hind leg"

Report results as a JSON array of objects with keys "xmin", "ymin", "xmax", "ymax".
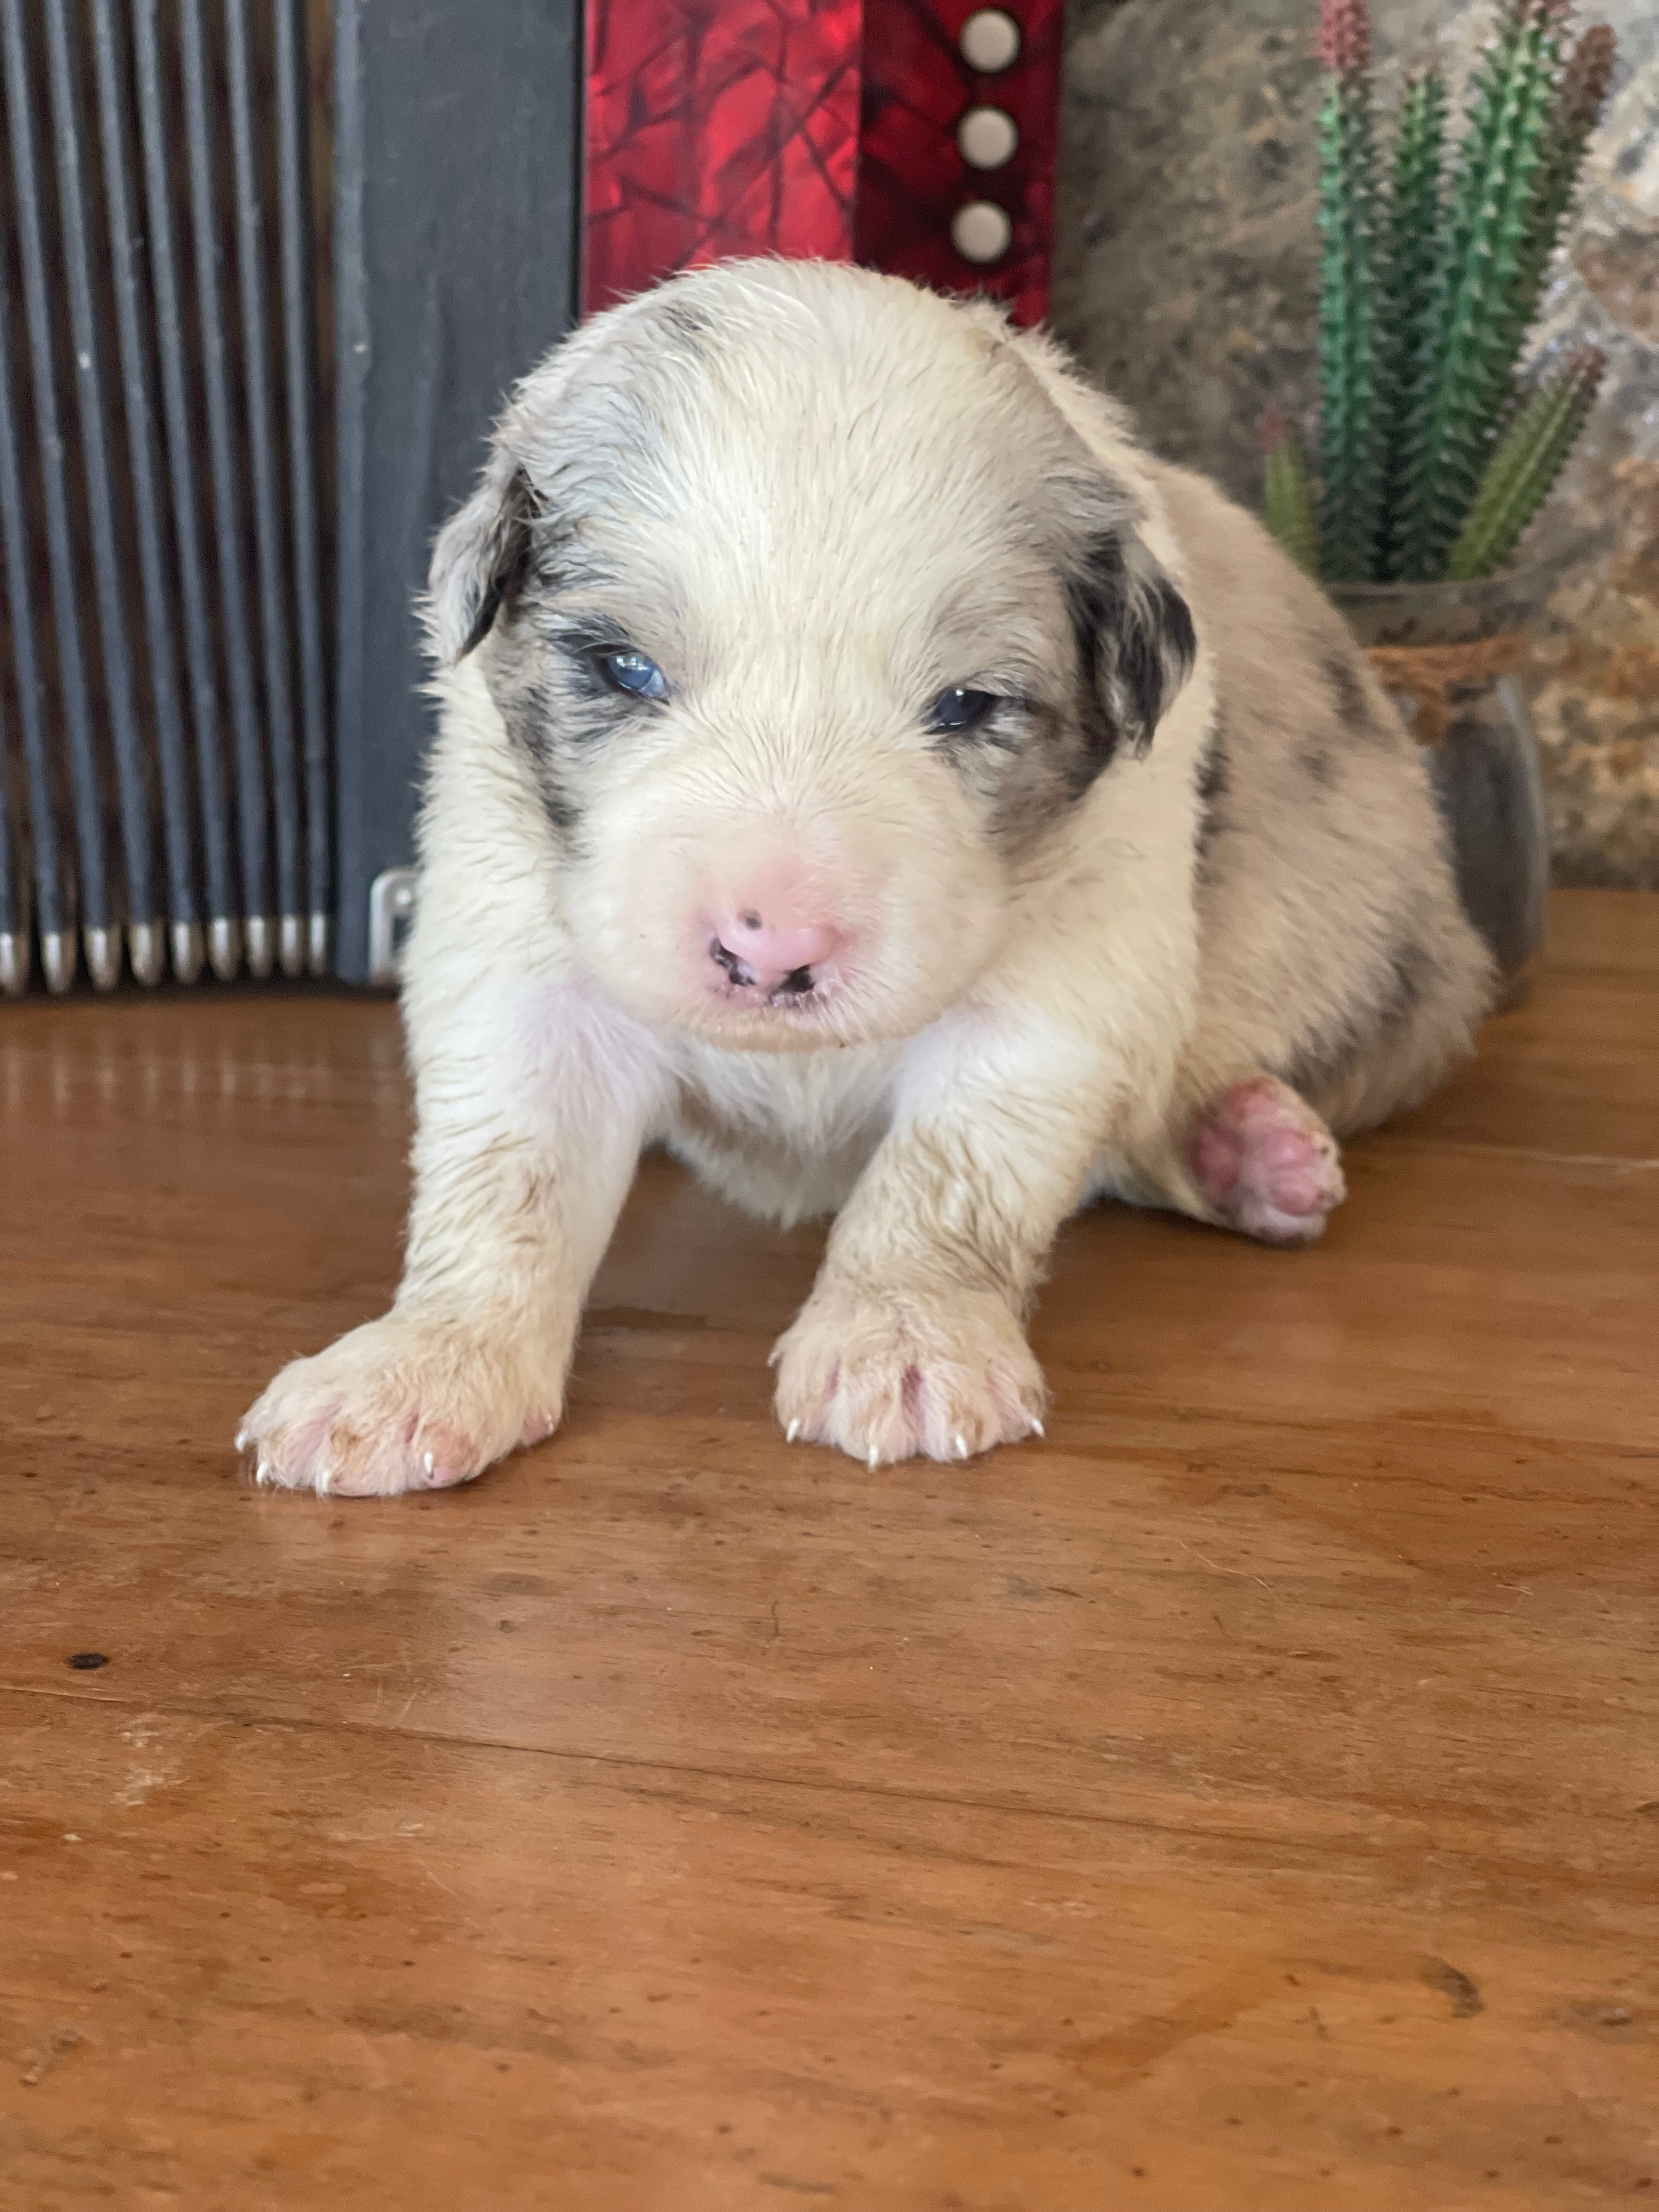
[
  {"xmin": 1092, "ymin": 1074, "xmax": 1347, "ymax": 1248},
  {"xmin": 1186, "ymin": 1075, "xmax": 1346, "ymax": 1245}
]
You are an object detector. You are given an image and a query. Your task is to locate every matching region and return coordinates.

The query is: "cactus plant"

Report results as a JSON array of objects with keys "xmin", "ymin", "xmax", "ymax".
[
  {"xmin": 1262, "ymin": 411, "xmax": 1321, "ymax": 575},
  {"xmin": 1372, "ymin": 68, "xmax": 1448, "ymax": 578},
  {"xmin": 1262, "ymin": 0, "xmax": 1615, "ymax": 586},
  {"xmin": 1314, "ymin": 0, "xmax": 1383, "ymax": 579},
  {"xmin": 1493, "ymin": 23, "xmax": 1617, "ymax": 400},
  {"xmin": 1394, "ymin": 0, "xmax": 1575, "ymax": 579},
  {"xmin": 1447, "ymin": 345, "xmax": 1607, "ymax": 578}
]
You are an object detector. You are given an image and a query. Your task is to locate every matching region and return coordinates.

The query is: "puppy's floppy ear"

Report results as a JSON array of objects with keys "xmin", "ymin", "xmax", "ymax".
[
  {"xmin": 1064, "ymin": 517, "xmax": 1197, "ymax": 764},
  {"xmin": 425, "ymin": 454, "xmax": 539, "ymax": 666}
]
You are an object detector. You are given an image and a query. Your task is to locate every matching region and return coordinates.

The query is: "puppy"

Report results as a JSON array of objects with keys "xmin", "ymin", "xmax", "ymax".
[{"xmin": 240, "ymin": 259, "xmax": 1494, "ymax": 1494}]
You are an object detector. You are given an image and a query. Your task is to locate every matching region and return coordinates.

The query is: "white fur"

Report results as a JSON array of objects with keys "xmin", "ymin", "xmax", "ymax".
[{"xmin": 240, "ymin": 262, "xmax": 1493, "ymax": 1493}]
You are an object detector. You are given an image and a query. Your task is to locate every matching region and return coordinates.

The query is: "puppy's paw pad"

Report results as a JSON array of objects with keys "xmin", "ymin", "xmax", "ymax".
[
  {"xmin": 1189, "ymin": 1075, "xmax": 1346, "ymax": 1246},
  {"xmin": 238, "ymin": 1317, "xmax": 561, "ymax": 1499},
  {"xmin": 774, "ymin": 1288, "xmax": 1047, "ymax": 1468}
]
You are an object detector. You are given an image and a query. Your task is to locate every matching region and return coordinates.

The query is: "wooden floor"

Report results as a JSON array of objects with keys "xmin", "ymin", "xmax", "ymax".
[{"xmin": 2, "ymin": 889, "xmax": 1656, "ymax": 2211}]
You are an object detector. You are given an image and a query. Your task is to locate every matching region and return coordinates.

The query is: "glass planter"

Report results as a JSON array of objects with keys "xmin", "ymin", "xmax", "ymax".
[{"xmin": 1329, "ymin": 565, "xmax": 1562, "ymax": 1013}]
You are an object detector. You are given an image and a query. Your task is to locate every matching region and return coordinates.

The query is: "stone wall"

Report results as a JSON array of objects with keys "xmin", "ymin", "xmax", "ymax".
[{"xmin": 1054, "ymin": 0, "xmax": 1659, "ymax": 887}]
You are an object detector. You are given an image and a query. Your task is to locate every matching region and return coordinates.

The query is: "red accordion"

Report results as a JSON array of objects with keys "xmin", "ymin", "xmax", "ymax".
[{"xmin": 583, "ymin": 0, "xmax": 1064, "ymax": 327}]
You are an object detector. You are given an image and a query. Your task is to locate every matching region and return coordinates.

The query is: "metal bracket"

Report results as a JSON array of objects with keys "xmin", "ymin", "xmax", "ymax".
[{"xmin": 366, "ymin": 866, "xmax": 419, "ymax": 986}]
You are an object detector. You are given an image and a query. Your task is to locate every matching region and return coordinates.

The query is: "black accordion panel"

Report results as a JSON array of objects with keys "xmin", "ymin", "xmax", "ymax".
[{"xmin": 0, "ymin": 0, "xmax": 580, "ymax": 996}]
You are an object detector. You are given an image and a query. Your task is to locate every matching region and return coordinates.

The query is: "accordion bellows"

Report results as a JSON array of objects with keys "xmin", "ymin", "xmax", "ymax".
[{"xmin": 0, "ymin": 0, "xmax": 329, "ymax": 994}]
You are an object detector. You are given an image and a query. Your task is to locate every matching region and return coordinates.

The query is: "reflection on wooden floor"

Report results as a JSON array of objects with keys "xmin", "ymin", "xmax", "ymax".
[{"xmin": 2, "ymin": 890, "xmax": 1656, "ymax": 2211}]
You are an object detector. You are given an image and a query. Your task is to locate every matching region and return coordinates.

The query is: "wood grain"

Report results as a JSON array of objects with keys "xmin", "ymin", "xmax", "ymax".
[{"xmin": 2, "ymin": 889, "xmax": 1656, "ymax": 2210}]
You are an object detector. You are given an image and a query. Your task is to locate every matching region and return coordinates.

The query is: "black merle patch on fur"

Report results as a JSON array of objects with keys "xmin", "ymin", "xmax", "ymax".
[
  {"xmin": 458, "ymin": 468, "xmax": 538, "ymax": 658},
  {"xmin": 1301, "ymin": 739, "xmax": 1338, "ymax": 790},
  {"xmin": 1194, "ymin": 714, "xmax": 1230, "ymax": 880},
  {"xmin": 1280, "ymin": 934, "xmax": 1438, "ymax": 1099},
  {"xmin": 537, "ymin": 778, "xmax": 582, "ymax": 836},
  {"xmin": 1324, "ymin": 648, "xmax": 1370, "ymax": 727},
  {"xmin": 931, "ymin": 697, "xmax": 1076, "ymax": 855},
  {"xmin": 485, "ymin": 660, "xmax": 586, "ymax": 836},
  {"xmin": 930, "ymin": 720, "xmax": 1023, "ymax": 769},
  {"xmin": 1383, "ymin": 936, "xmax": 1436, "ymax": 1026},
  {"xmin": 1065, "ymin": 532, "xmax": 1196, "ymax": 777},
  {"xmin": 657, "ymin": 298, "xmax": 711, "ymax": 351},
  {"xmin": 480, "ymin": 590, "xmax": 672, "ymax": 848},
  {"xmin": 1197, "ymin": 718, "xmax": 1230, "ymax": 809}
]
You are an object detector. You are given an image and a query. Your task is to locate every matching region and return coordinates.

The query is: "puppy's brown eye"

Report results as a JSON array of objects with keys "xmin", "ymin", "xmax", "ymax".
[{"xmin": 926, "ymin": 687, "xmax": 996, "ymax": 735}]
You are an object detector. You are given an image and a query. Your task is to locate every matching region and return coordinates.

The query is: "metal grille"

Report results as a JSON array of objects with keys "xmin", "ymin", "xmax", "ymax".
[{"xmin": 0, "ymin": 0, "xmax": 328, "ymax": 995}]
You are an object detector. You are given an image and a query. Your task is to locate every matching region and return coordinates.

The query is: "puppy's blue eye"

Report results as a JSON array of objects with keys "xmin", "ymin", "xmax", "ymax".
[
  {"xmin": 926, "ymin": 687, "xmax": 996, "ymax": 735},
  {"xmin": 596, "ymin": 648, "xmax": 668, "ymax": 701}
]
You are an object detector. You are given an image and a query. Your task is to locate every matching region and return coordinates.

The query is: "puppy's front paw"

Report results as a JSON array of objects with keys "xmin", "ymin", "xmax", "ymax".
[
  {"xmin": 772, "ymin": 1283, "xmax": 1047, "ymax": 1468},
  {"xmin": 237, "ymin": 1314, "xmax": 564, "ymax": 1498}
]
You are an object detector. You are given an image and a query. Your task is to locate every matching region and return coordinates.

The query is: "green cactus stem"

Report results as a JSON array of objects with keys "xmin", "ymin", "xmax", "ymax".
[
  {"xmin": 1395, "ymin": 0, "xmax": 1574, "ymax": 580},
  {"xmin": 1447, "ymin": 345, "xmax": 1605, "ymax": 578},
  {"xmin": 1496, "ymin": 23, "xmax": 1617, "ymax": 383},
  {"xmin": 1262, "ymin": 411, "xmax": 1321, "ymax": 574},
  {"xmin": 1316, "ymin": 0, "xmax": 1383, "ymax": 580},
  {"xmin": 1372, "ymin": 67, "xmax": 1448, "ymax": 579}
]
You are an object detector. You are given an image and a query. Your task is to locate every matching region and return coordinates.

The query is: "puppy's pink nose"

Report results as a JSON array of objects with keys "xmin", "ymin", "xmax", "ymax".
[{"xmin": 710, "ymin": 909, "xmax": 844, "ymax": 994}]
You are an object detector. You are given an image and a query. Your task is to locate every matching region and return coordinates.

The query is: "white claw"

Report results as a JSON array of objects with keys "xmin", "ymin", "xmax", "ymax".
[
  {"xmin": 234, "ymin": 1424, "xmax": 250, "ymax": 1453},
  {"xmin": 314, "ymin": 1463, "xmax": 333, "ymax": 1497},
  {"xmin": 786, "ymin": 1419, "xmax": 801, "ymax": 1444},
  {"xmin": 1030, "ymin": 1418, "xmax": 1046, "ymax": 1439},
  {"xmin": 423, "ymin": 1451, "xmax": 435, "ymax": 1476},
  {"xmin": 955, "ymin": 1434, "xmax": 969, "ymax": 1460},
  {"xmin": 868, "ymin": 1446, "xmax": 881, "ymax": 1471},
  {"xmin": 255, "ymin": 1458, "xmax": 272, "ymax": 1487}
]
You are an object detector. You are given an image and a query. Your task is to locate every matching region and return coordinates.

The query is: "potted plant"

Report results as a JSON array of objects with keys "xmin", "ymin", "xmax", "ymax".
[{"xmin": 1263, "ymin": 0, "xmax": 1616, "ymax": 1003}]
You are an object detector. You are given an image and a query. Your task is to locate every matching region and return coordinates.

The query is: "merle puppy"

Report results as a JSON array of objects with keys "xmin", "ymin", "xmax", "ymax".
[{"xmin": 241, "ymin": 259, "xmax": 1493, "ymax": 1493}]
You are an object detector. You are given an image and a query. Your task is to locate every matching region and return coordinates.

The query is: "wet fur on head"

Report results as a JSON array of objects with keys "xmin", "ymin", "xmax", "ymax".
[{"xmin": 424, "ymin": 268, "xmax": 1198, "ymax": 871}]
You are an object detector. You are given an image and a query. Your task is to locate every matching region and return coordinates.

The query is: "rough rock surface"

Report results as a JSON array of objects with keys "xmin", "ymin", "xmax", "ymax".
[{"xmin": 1055, "ymin": 0, "xmax": 1659, "ymax": 885}]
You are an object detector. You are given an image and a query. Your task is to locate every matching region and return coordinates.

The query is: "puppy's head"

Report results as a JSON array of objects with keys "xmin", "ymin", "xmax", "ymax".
[{"xmin": 427, "ymin": 262, "xmax": 1194, "ymax": 1051}]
